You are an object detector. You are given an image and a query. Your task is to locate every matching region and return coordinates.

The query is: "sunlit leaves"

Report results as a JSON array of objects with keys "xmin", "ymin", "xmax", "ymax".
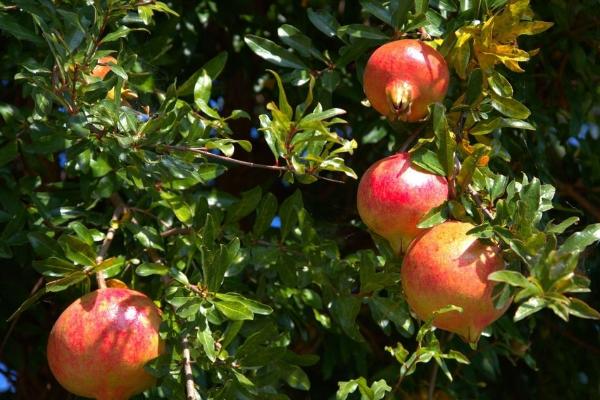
[
  {"xmin": 448, "ymin": 0, "xmax": 552, "ymax": 75},
  {"xmin": 259, "ymin": 70, "xmax": 356, "ymax": 182}
]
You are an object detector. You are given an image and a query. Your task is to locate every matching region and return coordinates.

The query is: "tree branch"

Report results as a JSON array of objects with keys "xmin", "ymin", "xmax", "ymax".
[
  {"xmin": 95, "ymin": 194, "xmax": 125, "ymax": 288},
  {"xmin": 182, "ymin": 334, "xmax": 200, "ymax": 400}
]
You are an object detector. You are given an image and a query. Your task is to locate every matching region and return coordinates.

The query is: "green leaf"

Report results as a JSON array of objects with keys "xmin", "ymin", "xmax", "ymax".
[
  {"xmin": 32, "ymin": 257, "xmax": 77, "ymax": 278},
  {"xmin": 226, "ymin": 186, "xmax": 262, "ymax": 223},
  {"xmin": 567, "ymin": 298, "xmax": 600, "ymax": 320},
  {"xmin": 127, "ymin": 223, "xmax": 164, "ymax": 250},
  {"xmin": 391, "ymin": 0, "xmax": 413, "ymax": 28},
  {"xmin": 244, "ymin": 35, "xmax": 307, "ymax": 69},
  {"xmin": 547, "ymin": 217, "xmax": 579, "ymax": 234},
  {"xmin": 337, "ymin": 377, "xmax": 391, "ymax": 400},
  {"xmin": 253, "ymin": 193, "xmax": 278, "ymax": 236},
  {"xmin": 558, "ymin": 224, "xmax": 600, "ymax": 255},
  {"xmin": 488, "ymin": 71, "xmax": 513, "ymax": 97},
  {"xmin": 267, "ymin": 69, "xmax": 294, "ymax": 120},
  {"xmin": 177, "ymin": 51, "xmax": 228, "ymax": 96},
  {"xmin": 95, "ymin": 256, "xmax": 125, "ymax": 274},
  {"xmin": 361, "ymin": 0, "xmax": 392, "ymax": 26},
  {"xmin": 278, "ymin": 24, "xmax": 326, "ymax": 62},
  {"xmin": 490, "ymin": 93, "xmax": 531, "ymax": 119},
  {"xmin": 169, "ymin": 267, "xmax": 190, "ymax": 285},
  {"xmin": 501, "ymin": 118, "xmax": 535, "ymax": 130},
  {"xmin": 385, "ymin": 342, "xmax": 409, "ymax": 363},
  {"xmin": 417, "ymin": 203, "xmax": 449, "ymax": 228},
  {"xmin": 307, "ymin": 8, "xmax": 340, "ymax": 38},
  {"xmin": 46, "ymin": 271, "xmax": 88, "ymax": 292},
  {"xmin": 136, "ymin": 262, "xmax": 169, "ymax": 276},
  {"xmin": 28, "ymin": 232, "xmax": 62, "ymax": 258},
  {"xmin": 369, "ymin": 296, "xmax": 414, "ymax": 335},
  {"xmin": 465, "ymin": 68, "xmax": 483, "ymax": 104},
  {"xmin": 432, "ymin": 103, "xmax": 456, "ymax": 178},
  {"xmin": 488, "ymin": 270, "xmax": 535, "ymax": 289},
  {"xmin": 0, "ymin": 140, "xmax": 18, "ymax": 167},
  {"xmin": 514, "ymin": 297, "xmax": 546, "ymax": 322},
  {"xmin": 215, "ymin": 292, "xmax": 273, "ymax": 315},
  {"xmin": 330, "ymin": 296, "xmax": 364, "ymax": 342},
  {"xmin": 446, "ymin": 350, "xmax": 470, "ymax": 364},
  {"xmin": 410, "ymin": 147, "xmax": 446, "ymax": 176},
  {"xmin": 282, "ymin": 364, "xmax": 311, "ymax": 391},
  {"xmin": 59, "ymin": 235, "xmax": 96, "ymax": 266},
  {"xmin": 214, "ymin": 300, "xmax": 254, "ymax": 320},
  {"xmin": 280, "ymin": 190, "xmax": 303, "ymax": 241},
  {"xmin": 470, "ymin": 117, "xmax": 502, "ymax": 135},
  {"xmin": 194, "ymin": 70, "xmax": 212, "ymax": 107},
  {"xmin": 100, "ymin": 26, "xmax": 132, "ymax": 43},
  {"xmin": 415, "ymin": 0, "xmax": 429, "ymax": 14},
  {"xmin": 7, "ymin": 287, "xmax": 47, "ymax": 322},
  {"xmin": 68, "ymin": 221, "xmax": 99, "ymax": 246},
  {"xmin": 205, "ymin": 238, "xmax": 241, "ymax": 291},
  {"xmin": 198, "ymin": 322, "xmax": 217, "ymax": 362},
  {"xmin": 299, "ymin": 107, "xmax": 346, "ymax": 125},
  {"xmin": 160, "ymin": 192, "xmax": 194, "ymax": 225},
  {"xmin": 338, "ymin": 24, "xmax": 390, "ymax": 40},
  {"xmin": 0, "ymin": 14, "xmax": 43, "ymax": 43}
]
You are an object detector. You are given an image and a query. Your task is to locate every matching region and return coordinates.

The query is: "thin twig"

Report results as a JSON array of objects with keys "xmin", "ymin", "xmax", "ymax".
[
  {"xmin": 468, "ymin": 185, "xmax": 495, "ymax": 220},
  {"xmin": 161, "ymin": 227, "xmax": 193, "ymax": 238},
  {"xmin": 162, "ymin": 145, "xmax": 345, "ymax": 183},
  {"xmin": 556, "ymin": 181, "xmax": 600, "ymax": 222},
  {"xmin": 95, "ymin": 194, "xmax": 125, "ymax": 289},
  {"xmin": 165, "ymin": 145, "xmax": 286, "ymax": 171},
  {"xmin": 427, "ymin": 361, "xmax": 439, "ymax": 400},
  {"xmin": 182, "ymin": 334, "xmax": 200, "ymax": 400},
  {"xmin": 389, "ymin": 356, "xmax": 415, "ymax": 399},
  {"xmin": 163, "ymin": 145, "xmax": 345, "ymax": 183},
  {"xmin": 0, "ymin": 277, "xmax": 44, "ymax": 360}
]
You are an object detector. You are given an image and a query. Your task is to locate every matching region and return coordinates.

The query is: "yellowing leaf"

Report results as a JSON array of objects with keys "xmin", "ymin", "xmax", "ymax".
[
  {"xmin": 449, "ymin": 31, "xmax": 473, "ymax": 79},
  {"xmin": 447, "ymin": 0, "xmax": 553, "ymax": 78}
]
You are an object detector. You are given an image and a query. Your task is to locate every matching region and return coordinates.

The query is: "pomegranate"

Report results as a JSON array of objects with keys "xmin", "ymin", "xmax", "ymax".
[
  {"xmin": 401, "ymin": 221, "xmax": 509, "ymax": 342},
  {"xmin": 357, "ymin": 152, "xmax": 448, "ymax": 253},
  {"xmin": 47, "ymin": 288, "xmax": 164, "ymax": 399},
  {"xmin": 363, "ymin": 39, "xmax": 449, "ymax": 122}
]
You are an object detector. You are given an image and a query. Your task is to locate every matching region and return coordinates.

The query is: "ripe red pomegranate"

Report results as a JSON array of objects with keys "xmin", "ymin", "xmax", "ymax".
[
  {"xmin": 47, "ymin": 288, "xmax": 164, "ymax": 399},
  {"xmin": 363, "ymin": 39, "xmax": 449, "ymax": 122},
  {"xmin": 401, "ymin": 221, "xmax": 509, "ymax": 342},
  {"xmin": 357, "ymin": 152, "xmax": 448, "ymax": 253}
]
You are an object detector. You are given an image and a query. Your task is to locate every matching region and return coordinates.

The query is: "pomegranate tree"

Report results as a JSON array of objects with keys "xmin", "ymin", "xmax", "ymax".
[
  {"xmin": 47, "ymin": 288, "xmax": 164, "ymax": 400},
  {"xmin": 363, "ymin": 39, "xmax": 450, "ymax": 122}
]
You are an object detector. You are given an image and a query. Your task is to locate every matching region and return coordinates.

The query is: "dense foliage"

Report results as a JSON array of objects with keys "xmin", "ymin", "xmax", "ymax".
[{"xmin": 0, "ymin": 0, "xmax": 599, "ymax": 399}]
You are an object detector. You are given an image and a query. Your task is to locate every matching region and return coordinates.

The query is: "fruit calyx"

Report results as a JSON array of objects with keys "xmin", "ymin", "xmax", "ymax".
[{"xmin": 385, "ymin": 80, "xmax": 413, "ymax": 119}]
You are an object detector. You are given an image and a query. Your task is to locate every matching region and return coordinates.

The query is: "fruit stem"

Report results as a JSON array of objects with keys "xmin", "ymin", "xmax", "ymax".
[{"xmin": 399, "ymin": 125, "xmax": 426, "ymax": 153}]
